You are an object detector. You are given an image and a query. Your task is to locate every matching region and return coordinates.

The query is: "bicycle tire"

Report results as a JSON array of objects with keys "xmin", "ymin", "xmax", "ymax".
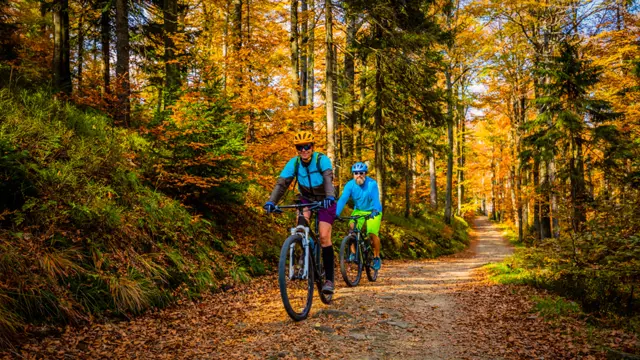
[
  {"xmin": 278, "ymin": 234, "xmax": 314, "ymax": 321},
  {"xmin": 339, "ymin": 235, "xmax": 362, "ymax": 287},
  {"xmin": 364, "ymin": 245, "xmax": 379, "ymax": 282}
]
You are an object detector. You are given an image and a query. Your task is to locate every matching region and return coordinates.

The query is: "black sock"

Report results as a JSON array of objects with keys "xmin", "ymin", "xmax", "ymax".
[{"xmin": 322, "ymin": 246, "xmax": 334, "ymax": 283}]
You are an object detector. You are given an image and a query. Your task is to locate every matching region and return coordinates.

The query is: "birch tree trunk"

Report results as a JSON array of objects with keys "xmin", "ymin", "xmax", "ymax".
[{"xmin": 324, "ymin": 0, "xmax": 335, "ymax": 161}]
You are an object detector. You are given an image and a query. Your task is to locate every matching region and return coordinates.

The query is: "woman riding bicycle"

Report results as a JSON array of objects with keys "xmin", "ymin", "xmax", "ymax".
[
  {"xmin": 335, "ymin": 162, "xmax": 383, "ymax": 270},
  {"xmin": 263, "ymin": 131, "xmax": 338, "ymax": 294}
]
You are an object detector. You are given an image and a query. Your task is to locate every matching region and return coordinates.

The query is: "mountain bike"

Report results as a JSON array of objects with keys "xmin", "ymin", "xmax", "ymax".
[
  {"xmin": 337, "ymin": 214, "xmax": 379, "ymax": 287},
  {"xmin": 273, "ymin": 200, "xmax": 332, "ymax": 321}
]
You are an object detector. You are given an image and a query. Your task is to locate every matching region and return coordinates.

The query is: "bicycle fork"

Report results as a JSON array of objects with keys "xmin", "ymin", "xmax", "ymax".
[{"xmin": 289, "ymin": 225, "xmax": 311, "ymax": 279}]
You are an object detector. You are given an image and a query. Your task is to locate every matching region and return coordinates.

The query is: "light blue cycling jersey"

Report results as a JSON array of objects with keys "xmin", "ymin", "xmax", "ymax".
[
  {"xmin": 279, "ymin": 152, "xmax": 332, "ymax": 189},
  {"xmin": 268, "ymin": 152, "xmax": 336, "ymax": 203},
  {"xmin": 335, "ymin": 176, "xmax": 383, "ymax": 216}
]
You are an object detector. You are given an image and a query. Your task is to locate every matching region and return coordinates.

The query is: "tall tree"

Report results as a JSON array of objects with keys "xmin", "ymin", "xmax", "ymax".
[
  {"xmin": 76, "ymin": 0, "xmax": 86, "ymax": 89},
  {"xmin": 442, "ymin": 0, "xmax": 460, "ymax": 225},
  {"xmin": 344, "ymin": 8, "xmax": 356, "ymax": 165},
  {"xmin": 300, "ymin": 0, "xmax": 308, "ymax": 106},
  {"xmin": 115, "ymin": 0, "xmax": 130, "ymax": 125},
  {"xmin": 52, "ymin": 0, "xmax": 71, "ymax": 94},
  {"xmin": 325, "ymin": 0, "xmax": 335, "ymax": 161},
  {"xmin": 164, "ymin": 0, "xmax": 181, "ymax": 107},
  {"xmin": 100, "ymin": 0, "xmax": 110, "ymax": 93},
  {"xmin": 307, "ymin": 0, "xmax": 315, "ymax": 111},
  {"xmin": 429, "ymin": 151, "xmax": 437, "ymax": 209},
  {"xmin": 536, "ymin": 39, "xmax": 619, "ymax": 231},
  {"xmin": 290, "ymin": 0, "xmax": 300, "ymax": 106}
]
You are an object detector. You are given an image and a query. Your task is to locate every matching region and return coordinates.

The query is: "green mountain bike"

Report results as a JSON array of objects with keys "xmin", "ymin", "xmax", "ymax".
[
  {"xmin": 338, "ymin": 214, "xmax": 378, "ymax": 287},
  {"xmin": 273, "ymin": 201, "xmax": 332, "ymax": 321}
]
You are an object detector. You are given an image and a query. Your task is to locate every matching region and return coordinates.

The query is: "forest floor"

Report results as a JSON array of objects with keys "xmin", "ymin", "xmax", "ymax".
[{"xmin": 3, "ymin": 217, "xmax": 638, "ymax": 359}]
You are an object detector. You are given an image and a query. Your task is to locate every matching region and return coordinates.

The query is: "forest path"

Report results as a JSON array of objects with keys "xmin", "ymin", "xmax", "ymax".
[{"xmin": 6, "ymin": 217, "xmax": 523, "ymax": 359}]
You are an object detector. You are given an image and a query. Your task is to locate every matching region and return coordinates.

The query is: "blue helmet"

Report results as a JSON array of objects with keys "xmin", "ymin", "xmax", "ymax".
[{"xmin": 351, "ymin": 162, "xmax": 368, "ymax": 173}]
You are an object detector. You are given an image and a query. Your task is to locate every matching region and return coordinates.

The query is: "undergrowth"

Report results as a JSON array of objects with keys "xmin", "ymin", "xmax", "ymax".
[{"xmin": 0, "ymin": 89, "xmax": 251, "ymax": 343}]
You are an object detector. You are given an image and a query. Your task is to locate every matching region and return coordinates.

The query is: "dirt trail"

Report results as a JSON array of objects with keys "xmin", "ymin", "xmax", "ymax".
[{"xmin": 5, "ymin": 217, "xmax": 514, "ymax": 360}]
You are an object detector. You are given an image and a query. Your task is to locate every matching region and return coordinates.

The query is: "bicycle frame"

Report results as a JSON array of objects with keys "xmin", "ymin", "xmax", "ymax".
[
  {"xmin": 347, "ymin": 215, "xmax": 370, "ymax": 258},
  {"xmin": 276, "ymin": 202, "xmax": 322, "ymax": 282}
]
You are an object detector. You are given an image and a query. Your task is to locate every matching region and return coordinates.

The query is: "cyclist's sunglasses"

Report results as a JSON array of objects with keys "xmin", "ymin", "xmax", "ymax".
[
  {"xmin": 295, "ymin": 144, "xmax": 313, "ymax": 151},
  {"xmin": 353, "ymin": 171, "xmax": 366, "ymax": 176}
]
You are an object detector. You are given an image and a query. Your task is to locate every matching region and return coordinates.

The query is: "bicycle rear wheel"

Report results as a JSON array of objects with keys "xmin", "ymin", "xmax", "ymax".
[
  {"xmin": 339, "ymin": 235, "xmax": 362, "ymax": 287},
  {"xmin": 364, "ymin": 245, "xmax": 378, "ymax": 282},
  {"xmin": 278, "ymin": 235, "xmax": 314, "ymax": 321}
]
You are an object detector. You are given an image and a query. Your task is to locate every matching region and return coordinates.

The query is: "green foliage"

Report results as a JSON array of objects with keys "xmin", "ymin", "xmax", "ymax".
[
  {"xmin": 486, "ymin": 235, "xmax": 640, "ymax": 318},
  {"xmin": 0, "ymin": 89, "xmax": 244, "ymax": 342},
  {"xmin": 493, "ymin": 222, "xmax": 523, "ymax": 247},
  {"xmin": 149, "ymin": 85, "xmax": 247, "ymax": 209},
  {"xmin": 532, "ymin": 295, "xmax": 582, "ymax": 322},
  {"xmin": 372, "ymin": 210, "xmax": 469, "ymax": 259}
]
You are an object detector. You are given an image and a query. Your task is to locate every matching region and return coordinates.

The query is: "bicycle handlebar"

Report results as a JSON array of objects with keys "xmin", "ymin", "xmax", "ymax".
[
  {"xmin": 337, "ymin": 214, "xmax": 372, "ymax": 221},
  {"xmin": 273, "ymin": 202, "xmax": 323, "ymax": 214}
]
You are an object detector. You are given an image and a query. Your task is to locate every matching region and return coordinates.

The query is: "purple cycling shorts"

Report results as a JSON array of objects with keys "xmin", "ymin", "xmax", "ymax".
[{"xmin": 300, "ymin": 197, "xmax": 337, "ymax": 225}]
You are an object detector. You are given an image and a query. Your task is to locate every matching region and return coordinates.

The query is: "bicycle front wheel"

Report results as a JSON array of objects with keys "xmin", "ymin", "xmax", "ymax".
[
  {"xmin": 340, "ymin": 235, "xmax": 362, "ymax": 287},
  {"xmin": 278, "ymin": 235, "xmax": 314, "ymax": 321}
]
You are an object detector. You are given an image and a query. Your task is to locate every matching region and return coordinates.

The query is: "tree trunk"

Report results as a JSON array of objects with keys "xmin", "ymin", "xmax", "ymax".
[
  {"xmin": 53, "ymin": 0, "xmax": 71, "ymax": 95},
  {"xmin": 300, "ymin": 0, "xmax": 308, "ymax": 106},
  {"xmin": 411, "ymin": 151, "xmax": 417, "ymax": 192},
  {"xmin": 344, "ymin": 11, "xmax": 355, "ymax": 165},
  {"xmin": 356, "ymin": 55, "xmax": 366, "ymax": 160},
  {"xmin": 246, "ymin": 0, "xmax": 256, "ymax": 142},
  {"xmin": 570, "ymin": 134, "xmax": 587, "ymax": 232},
  {"xmin": 491, "ymin": 154, "xmax": 497, "ymax": 220},
  {"xmin": 444, "ymin": 68, "xmax": 454, "ymax": 224},
  {"xmin": 405, "ymin": 152, "xmax": 411, "ymax": 218},
  {"xmin": 231, "ymin": 0, "xmax": 242, "ymax": 88},
  {"xmin": 374, "ymin": 25, "xmax": 384, "ymax": 209},
  {"xmin": 222, "ymin": 0, "xmax": 229, "ymax": 92},
  {"xmin": 533, "ymin": 159, "xmax": 541, "ymax": 240},
  {"xmin": 457, "ymin": 111, "xmax": 465, "ymax": 216},
  {"xmin": 76, "ymin": 8, "xmax": 85, "ymax": 89},
  {"xmin": 429, "ymin": 151, "xmax": 437, "ymax": 209},
  {"xmin": 307, "ymin": 0, "xmax": 315, "ymax": 113},
  {"xmin": 290, "ymin": 0, "xmax": 300, "ymax": 106},
  {"xmin": 233, "ymin": 0, "xmax": 242, "ymax": 52},
  {"xmin": 510, "ymin": 169, "xmax": 517, "ymax": 225},
  {"xmin": 540, "ymin": 160, "xmax": 552, "ymax": 239},
  {"xmin": 115, "ymin": 0, "xmax": 130, "ymax": 125},
  {"xmin": 324, "ymin": 0, "xmax": 335, "ymax": 161},
  {"xmin": 164, "ymin": 0, "xmax": 180, "ymax": 107},
  {"xmin": 100, "ymin": 0, "xmax": 110, "ymax": 93},
  {"xmin": 549, "ymin": 157, "xmax": 559, "ymax": 237}
]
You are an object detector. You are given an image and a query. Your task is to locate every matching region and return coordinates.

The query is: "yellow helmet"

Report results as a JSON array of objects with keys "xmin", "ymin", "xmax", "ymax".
[{"xmin": 293, "ymin": 131, "xmax": 314, "ymax": 145}]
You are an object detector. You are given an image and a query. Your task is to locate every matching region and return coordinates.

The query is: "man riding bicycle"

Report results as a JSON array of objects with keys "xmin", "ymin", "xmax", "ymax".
[
  {"xmin": 264, "ymin": 131, "xmax": 338, "ymax": 294},
  {"xmin": 335, "ymin": 162, "xmax": 383, "ymax": 270}
]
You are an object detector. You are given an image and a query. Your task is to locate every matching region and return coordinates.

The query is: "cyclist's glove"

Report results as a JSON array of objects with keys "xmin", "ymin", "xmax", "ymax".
[
  {"xmin": 323, "ymin": 196, "xmax": 335, "ymax": 209},
  {"xmin": 368, "ymin": 210, "xmax": 380, "ymax": 219},
  {"xmin": 263, "ymin": 201, "xmax": 276, "ymax": 214}
]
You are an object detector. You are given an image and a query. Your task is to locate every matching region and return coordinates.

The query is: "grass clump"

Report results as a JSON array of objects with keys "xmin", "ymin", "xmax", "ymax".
[{"xmin": 532, "ymin": 295, "xmax": 582, "ymax": 322}]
